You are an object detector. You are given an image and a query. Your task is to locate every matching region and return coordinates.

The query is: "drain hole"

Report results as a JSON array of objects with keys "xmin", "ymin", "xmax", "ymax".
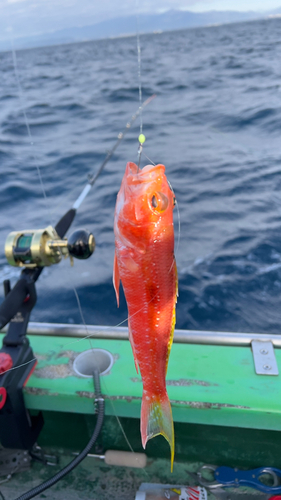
[{"xmin": 73, "ymin": 349, "xmax": 114, "ymax": 377}]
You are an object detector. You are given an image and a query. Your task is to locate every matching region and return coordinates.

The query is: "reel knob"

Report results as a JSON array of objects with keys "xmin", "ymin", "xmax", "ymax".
[{"xmin": 67, "ymin": 230, "xmax": 95, "ymax": 260}]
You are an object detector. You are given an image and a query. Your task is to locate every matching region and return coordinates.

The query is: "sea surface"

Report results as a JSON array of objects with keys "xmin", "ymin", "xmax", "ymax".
[{"xmin": 1, "ymin": 18, "xmax": 281, "ymax": 334}]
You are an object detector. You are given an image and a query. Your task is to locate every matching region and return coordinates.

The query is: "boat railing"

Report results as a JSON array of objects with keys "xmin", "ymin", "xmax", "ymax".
[{"xmin": 1, "ymin": 322, "xmax": 281, "ymax": 347}]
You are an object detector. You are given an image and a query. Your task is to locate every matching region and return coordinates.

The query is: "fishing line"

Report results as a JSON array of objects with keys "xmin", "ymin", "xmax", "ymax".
[
  {"xmin": 0, "ymin": 297, "xmax": 134, "ymax": 375},
  {"xmin": 135, "ymin": 0, "xmax": 179, "ymax": 260},
  {"xmin": 174, "ymin": 199, "xmax": 181, "ymax": 258},
  {"xmin": 0, "ymin": 358, "xmax": 36, "ymax": 376},
  {"xmin": 106, "ymin": 401, "xmax": 135, "ymax": 452},
  {"xmin": 71, "ymin": 286, "xmax": 140, "ymax": 462},
  {"xmin": 62, "ymin": 290, "xmax": 160, "ymax": 349},
  {"xmin": 61, "ymin": 317, "xmax": 130, "ymax": 348},
  {"xmin": 136, "ymin": 0, "xmax": 146, "ymax": 170},
  {"xmin": 143, "ymin": 152, "xmax": 156, "ymax": 166},
  {"xmin": 72, "ymin": 287, "xmax": 91, "ymax": 340},
  {"xmin": 136, "ymin": 0, "xmax": 143, "ymax": 137},
  {"xmin": 71, "ymin": 284, "xmax": 151, "ymax": 478},
  {"xmin": 10, "ymin": 38, "xmax": 49, "ymax": 215},
  {"xmin": 11, "ymin": 20, "xmax": 155, "ymax": 221}
]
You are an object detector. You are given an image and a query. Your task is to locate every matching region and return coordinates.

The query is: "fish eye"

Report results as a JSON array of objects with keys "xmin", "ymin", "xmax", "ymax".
[
  {"xmin": 173, "ymin": 196, "xmax": 176, "ymax": 206},
  {"xmin": 150, "ymin": 191, "xmax": 169, "ymax": 213},
  {"xmin": 152, "ymin": 195, "xmax": 158, "ymax": 208}
]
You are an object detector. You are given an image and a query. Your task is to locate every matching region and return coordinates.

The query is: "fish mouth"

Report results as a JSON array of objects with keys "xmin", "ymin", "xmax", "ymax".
[{"xmin": 126, "ymin": 162, "xmax": 165, "ymax": 184}]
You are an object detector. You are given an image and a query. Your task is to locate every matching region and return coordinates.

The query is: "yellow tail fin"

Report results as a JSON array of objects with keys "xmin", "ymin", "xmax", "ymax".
[{"xmin": 141, "ymin": 392, "xmax": 174, "ymax": 471}]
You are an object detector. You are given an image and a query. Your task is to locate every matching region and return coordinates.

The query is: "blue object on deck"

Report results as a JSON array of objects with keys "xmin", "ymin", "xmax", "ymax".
[{"xmin": 199, "ymin": 465, "xmax": 281, "ymax": 494}]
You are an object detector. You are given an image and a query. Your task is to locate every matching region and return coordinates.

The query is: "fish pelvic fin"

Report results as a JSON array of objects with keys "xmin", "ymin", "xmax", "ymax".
[
  {"xmin": 141, "ymin": 391, "xmax": 174, "ymax": 472},
  {"xmin": 113, "ymin": 250, "xmax": 120, "ymax": 307}
]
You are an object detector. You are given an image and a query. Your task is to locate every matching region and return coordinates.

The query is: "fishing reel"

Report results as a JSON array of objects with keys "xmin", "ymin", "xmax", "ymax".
[{"xmin": 5, "ymin": 226, "xmax": 95, "ymax": 268}]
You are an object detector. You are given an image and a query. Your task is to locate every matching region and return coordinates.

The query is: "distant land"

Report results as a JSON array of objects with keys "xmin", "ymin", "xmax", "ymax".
[{"xmin": 1, "ymin": 8, "xmax": 281, "ymax": 52}]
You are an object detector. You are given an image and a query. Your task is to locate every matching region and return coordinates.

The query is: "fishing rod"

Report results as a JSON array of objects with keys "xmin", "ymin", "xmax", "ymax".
[
  {"xmin": 72, "ymin": 94, "xmax": 154, "ymax": 212},
  {"xmin": 0, "ymin": 94, "xmax": 155, "ymax": 328},
  {"xmin": 0, "ymin": 95, "xmax": 155, "ymax": 455}
]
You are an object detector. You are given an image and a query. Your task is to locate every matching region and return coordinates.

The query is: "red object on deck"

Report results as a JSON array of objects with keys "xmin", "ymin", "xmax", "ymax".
[
  {"xmin": 0, "ymin": 353, "xmax": 13, "ymax": 374},
  {"xmin": 0, "ymin": 387, "xmax": 7, "ymax": 410}
]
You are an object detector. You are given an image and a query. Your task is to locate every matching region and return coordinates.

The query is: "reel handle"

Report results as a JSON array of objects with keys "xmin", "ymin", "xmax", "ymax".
[{"xmin": 68, "ymin": 230, "xmax": 95, "ymax": 260}]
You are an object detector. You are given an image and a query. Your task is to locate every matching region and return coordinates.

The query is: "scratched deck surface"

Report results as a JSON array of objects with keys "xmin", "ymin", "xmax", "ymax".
[
  {"xmin": 0, "ymin": 452, "xmax": 267, "ymax": 500},
  {"xmin": 1, "ymin": 415, "xmax": 281, "ymax": 499},
  {"xmin": 1, "ymin": 332, "xmax": 279, "ymax": 430}
]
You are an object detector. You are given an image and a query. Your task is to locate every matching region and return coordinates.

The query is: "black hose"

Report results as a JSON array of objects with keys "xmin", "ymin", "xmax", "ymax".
[{"xmin": 14, "ymin": 370, "xmax": 104, "ymax": 500}]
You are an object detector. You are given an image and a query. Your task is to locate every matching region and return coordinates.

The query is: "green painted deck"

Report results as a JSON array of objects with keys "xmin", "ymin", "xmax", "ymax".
[{"xmin": 9, "ymin": 332, "xmax": 281, "ymax": 432}]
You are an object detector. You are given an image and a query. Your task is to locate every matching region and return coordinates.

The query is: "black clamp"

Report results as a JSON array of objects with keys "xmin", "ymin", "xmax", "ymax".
[{"xmin": 0, "ymin": 276, "xmax": 43, "ymax": 450}]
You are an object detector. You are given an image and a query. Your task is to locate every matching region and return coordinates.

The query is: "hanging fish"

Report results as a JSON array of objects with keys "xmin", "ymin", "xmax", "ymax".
[{"xmin": 113, "ymin": 161, "xmax": 177, "ymax": 470}]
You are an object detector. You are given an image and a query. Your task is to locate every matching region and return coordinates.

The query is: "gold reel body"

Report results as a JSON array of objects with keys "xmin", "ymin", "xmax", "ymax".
[{"xmin": 5, "ymin": 226, "xmax": 95, "ymax": 268}]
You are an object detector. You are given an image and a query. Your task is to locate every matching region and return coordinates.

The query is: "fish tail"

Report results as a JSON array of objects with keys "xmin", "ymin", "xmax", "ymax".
[{"xmin": 141, "ymin": 391, "xmax": 174, "ymax": 471}]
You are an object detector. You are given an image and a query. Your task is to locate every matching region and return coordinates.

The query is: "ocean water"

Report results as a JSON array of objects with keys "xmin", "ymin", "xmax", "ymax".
[{"xmin": 1, "ymin": 17, "xmax": 281, "ymax": 334}]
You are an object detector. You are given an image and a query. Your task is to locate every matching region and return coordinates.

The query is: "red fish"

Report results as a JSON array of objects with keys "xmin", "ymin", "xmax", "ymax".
[{"xmin": 113, "ymin": 161, "xmax": 177, "ymax": 470}]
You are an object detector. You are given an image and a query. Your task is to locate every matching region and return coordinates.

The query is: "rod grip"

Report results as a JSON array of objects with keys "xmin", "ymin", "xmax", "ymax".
[
  {"xmin": 0, "ymin": 279, "xmax": 29, "ymax": 329},
  {"xmin": 55, "ymin": 208, "xmax": 76, "ymax": 238},
  {"xmin": 104, "ymin": 450, "xmax": 147, "ymax": 468}
]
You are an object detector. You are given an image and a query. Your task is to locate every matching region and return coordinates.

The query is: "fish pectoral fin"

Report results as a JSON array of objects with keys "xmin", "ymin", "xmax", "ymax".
[
  {"xmin": 123, "ymin": 254, "xmax": 140, "ymax": 273},
  {"xmin": 141, "ymin": 392, "xmax": 174, "ymax": 472},
  {"xmin": 113, "ymin": 250, "xmax": 120, "ymax": 307},
  {"xmin": 128, "ymin": 319, "xmax": 139, "ymax": 374}
]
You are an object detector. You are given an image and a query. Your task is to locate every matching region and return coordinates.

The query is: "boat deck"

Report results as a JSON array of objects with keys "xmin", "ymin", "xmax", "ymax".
[
  {"xmin": 0, "ymin": 447, "xmax": 267, "ymax": 500},
  {"xmin": 1, "ymin": 324, "xmax": 281, "ymax": 499}
]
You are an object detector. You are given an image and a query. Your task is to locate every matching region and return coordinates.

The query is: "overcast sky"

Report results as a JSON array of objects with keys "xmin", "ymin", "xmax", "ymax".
[{"xmin": 1, "ymin": 0, "xmax": 281, "ymax": 40}]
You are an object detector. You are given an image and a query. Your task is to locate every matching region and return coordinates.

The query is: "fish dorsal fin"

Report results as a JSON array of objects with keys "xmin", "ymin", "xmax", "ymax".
[{"xmin": 113, "ymin": 250, "xmax": 120, "ymax": 307}]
